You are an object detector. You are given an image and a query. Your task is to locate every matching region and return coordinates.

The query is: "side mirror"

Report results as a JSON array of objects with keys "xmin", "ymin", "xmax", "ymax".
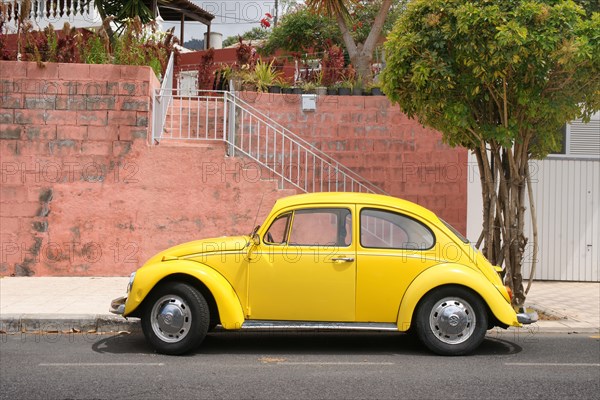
[{"xmin": 252, "ymin": 233, "xmax": 260, "ymax": 246}]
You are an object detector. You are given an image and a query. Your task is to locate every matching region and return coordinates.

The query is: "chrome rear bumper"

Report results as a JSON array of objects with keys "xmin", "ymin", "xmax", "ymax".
[
  {"xmin": 516, "ymin": 306, "xmax": 539, "ymax": 324},
  {"xmin": 110, "ymin": 296, "xmax": 127, "ymax": 315}
]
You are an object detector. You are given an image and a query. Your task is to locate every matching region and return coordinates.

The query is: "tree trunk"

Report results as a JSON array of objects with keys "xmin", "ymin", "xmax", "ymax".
[
  {"xmin": 333, "ymin": 0, "xmax": 392, "ymax": 86},
  {"xmin": 475, "ymin": 143, "xmax": 531, "ymax": 307}
]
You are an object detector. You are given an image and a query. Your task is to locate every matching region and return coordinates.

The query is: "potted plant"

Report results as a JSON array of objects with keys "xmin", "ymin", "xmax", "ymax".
[
  {"xmin": 337, "ymin": 79, "xmax": 353, "ymax": 96},
  {"xmin": 368, "ymin": 82, "xmax": 384, "ymax": 96},
  {"xmin": 327, "ymin": 84, "xmax": 339, "ymax": 95},
  {"xmin": 253, "ymin": 59, "xmax": 283, "ymax": 92},
  {"xmin": 352, "ymin": 78, "xmax": 364, "ymax": 96},
  {"xmin": 313, "ymin": 70, "xmax": 327, "ymax": 96},
  {"xmin": 291, "ymin": 84, "xmax": 303, "ymax": 94},
  {"xmin": 302, "ymin": 81, "xmax": 317, "ymax": 94},
  {"xmin": 214, "ymin": 65, "xmax": 233, "ymax": 91},
  {"xmin": 280, "ymin": 79, "xmax": 293, "ymax": 94},
  {"xmin": 241, "ymin": 71, "xmax": 258, "ymax": 92}
]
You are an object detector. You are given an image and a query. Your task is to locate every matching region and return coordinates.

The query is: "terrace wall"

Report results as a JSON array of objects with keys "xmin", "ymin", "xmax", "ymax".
[{"xmin": 0, "ymin": 61, "xmax": 467, "ymax": 276}]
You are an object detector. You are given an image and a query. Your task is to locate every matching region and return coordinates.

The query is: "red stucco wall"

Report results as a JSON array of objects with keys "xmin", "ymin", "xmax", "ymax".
[
  {"xmin": 238, "ymin": 92, "xmax": 468, "ymax": 232},
  {"xmin": 0, "ymin": 61, "xmax": 467, "ymax": 277},
  {"xmin": 0, "ymin": 61, "xmax": 294, "ymax": 276}
]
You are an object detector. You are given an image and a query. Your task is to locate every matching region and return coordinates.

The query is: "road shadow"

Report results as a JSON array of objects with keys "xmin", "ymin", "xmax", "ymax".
[
  {"xmin": 90, "ymin": 330, "xmax": 521, "ymax": 357},
  {"xmin": 91, "ymin": 332, "xmax": 152, "ymax": 354}
]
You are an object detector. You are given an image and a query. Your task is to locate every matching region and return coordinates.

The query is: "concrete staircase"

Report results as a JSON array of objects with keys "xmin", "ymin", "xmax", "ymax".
[
  {"xmin": 154, "ymin": 92, "xmax": 383, "ymax": 195},
  {"xmin": 161, "ymin": 98, "xmax": 225, "ymax": 140}
]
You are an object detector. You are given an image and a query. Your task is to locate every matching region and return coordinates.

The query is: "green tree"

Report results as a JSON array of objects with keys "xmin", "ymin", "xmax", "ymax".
[
  {"xmin": 261, "ymin": 7, "xmax": 342, "ymax": 55},
  {"xmin": 93, "ymin": 0, "xmax": 154, "ymax": 39},
  {"xmin": 94, "ymin": 0, "xmax": 154, "ymax": 24},
  {"xmin": 183, "ymin": 38, "xmax": 205, "ymax": 50},
  {"xmin": 381, "ymin": 0, "xmax": 600, "ymax": 305},
  {"xmin": 306, "ymin": 0, "xmax": 404, "ymax": 83},
  {"xmin": 223, "ymin": 27, "xmax": 271, "ymax": 48}
]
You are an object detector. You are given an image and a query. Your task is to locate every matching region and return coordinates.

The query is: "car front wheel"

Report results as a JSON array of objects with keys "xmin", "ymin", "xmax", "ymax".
[
  {"xmin": 415, "ymin": 286, "xmax": 487, "ymax": 356},
  {"xmin": 141, "ymin": 282, "xmax": 209, "ymax": 355}
]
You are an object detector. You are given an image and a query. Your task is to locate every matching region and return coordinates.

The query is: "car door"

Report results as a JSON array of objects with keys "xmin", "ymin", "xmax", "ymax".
[
  {"xmin": 354, "ymin": 206, "xmax": 439, "ymax": 324},
  {"xmin": 247, "ymin": 206, "xmax": 356, "ymax": 322}
]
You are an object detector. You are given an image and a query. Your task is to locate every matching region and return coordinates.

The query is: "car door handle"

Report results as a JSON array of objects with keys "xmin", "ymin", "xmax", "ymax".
[{"xmin": 331, "ymin": 257, "xmax": 355, "ymax": 263}]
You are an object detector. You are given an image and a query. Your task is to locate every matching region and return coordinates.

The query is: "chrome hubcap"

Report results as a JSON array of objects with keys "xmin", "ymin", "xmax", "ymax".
[
  {"xmin": 150, "ymin": 295, "xmax": 192, "ymax": 343},
  {"xmin": 429, "ymin": 297, "xmax": 476, "ymax": 345}
]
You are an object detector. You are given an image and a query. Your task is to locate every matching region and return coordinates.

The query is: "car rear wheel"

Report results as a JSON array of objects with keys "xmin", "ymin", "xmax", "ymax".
[
  {"xmin": 141, "ymin": 282, "xmax": 209, "ymax": 355},
  {"xmin": 415, "ymin": 286, "xmax": 487, "ymax": 356}
]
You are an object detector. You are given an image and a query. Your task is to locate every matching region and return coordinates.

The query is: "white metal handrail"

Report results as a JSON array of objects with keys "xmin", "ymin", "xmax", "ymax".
[
  {"xmin": 155, "ymin": 89, "xmax": 227, "ymax": 142},
  {"xmin": 151, "ymin": 88, "xmax": 385, "ymax": 195},
  {"xmin": 152, "ymin": 52, "xmax": 175, "ymax": 143},
  {"xmin": 223, "ymin": 92, "xmax": 385, "ymax": 194}
]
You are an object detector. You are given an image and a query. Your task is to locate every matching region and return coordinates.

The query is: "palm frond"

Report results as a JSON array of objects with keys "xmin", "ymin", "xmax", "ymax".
[{"xmin": 306, "ymin": 0, "xmax": 353, "ymax": 18}]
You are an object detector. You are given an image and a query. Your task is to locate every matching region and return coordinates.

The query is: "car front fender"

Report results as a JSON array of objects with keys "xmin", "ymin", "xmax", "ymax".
[
  {"xmin": 396, "ymin": 263, "xmax": 520, "ymax": 331},
  {"xmin": 124, "ymin": 260, "xmax": 245, "ymax": 330}
]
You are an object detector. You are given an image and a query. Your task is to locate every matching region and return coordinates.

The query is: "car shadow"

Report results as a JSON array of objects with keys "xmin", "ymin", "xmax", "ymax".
[
  {"xmin": 91, "ymin": 330, "xmax": 521, "ymax": 357},
  {"xmin": 91, "ymin": 332, "xmax": 153, "ymax": 354}
]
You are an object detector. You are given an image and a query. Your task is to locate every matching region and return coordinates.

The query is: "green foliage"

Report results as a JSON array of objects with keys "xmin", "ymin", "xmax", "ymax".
[
  {"xmin": 112, "ymin": 17, "xmax": 177, "ymax": 78},
  {"xmin": 4, "ymin": 10, "xmax": 175, "ymax": 79},
  {"xmin": 382, "ymin": 0, "xmax": 600, "ymax": 158},
  {"xmin": 261, "ymin": 7, "xmax": 343, "ymax": 55},
  {"xmin": 94, "ymin": 0, "xmax": 154, "ymax": 34},
  {"xmin": 183, "ymin": 38, "xmax": 205, "ymax": 50},
  {"xmin": 82, "ymin": 35, "xmax": 110, "ymax": 64},
  {"xmin": 306, "ymin": 0, "xmax": 352, "ymax": 18},
  {"xmin": 46, "ymin": 25, "xmax": 59, "ymax": 62},
  {"xmin": 382, "ymin": 0, "xmax": 600, "ymax": 304},
  {"xmin": 347, "ymin": 0, "xmax": 406, "ymax": 44},
  {"xmin": 245, "ymin": 60, "xmax": 284, "ymax": 92}
]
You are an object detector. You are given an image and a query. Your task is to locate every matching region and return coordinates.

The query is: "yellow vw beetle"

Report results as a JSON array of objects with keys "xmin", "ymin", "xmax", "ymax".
[{"xmin": 111, "ymin": 193, "xmax": 535, "ymax": 356}]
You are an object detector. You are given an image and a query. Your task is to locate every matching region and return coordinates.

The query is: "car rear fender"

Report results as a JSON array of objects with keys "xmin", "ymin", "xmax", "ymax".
[
  {"xmin": 124, "ymin": 260, "xmax": 245, "ymax": 330},
  {"xmin": 396, "ymin": 263, "xmax": 520, "ymax": 331}
]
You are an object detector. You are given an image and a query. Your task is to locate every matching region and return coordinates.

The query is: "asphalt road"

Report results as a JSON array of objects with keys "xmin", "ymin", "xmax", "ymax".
[{"xmin": 0, "ymin": 330, "xmax": 598, "ymax": 400}]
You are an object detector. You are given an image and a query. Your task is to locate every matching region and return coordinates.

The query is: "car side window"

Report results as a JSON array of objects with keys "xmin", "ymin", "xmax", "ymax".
[
  {"xmin": 264, "ymin": 213, "xmax": 291, "ymax": 244},
  {"xmin": 288, "ymin": 208, "xmax": 352, "ymax": 247},
  {"xmin": 360, "ymin": 208, "xmax": 434, "ymax": 250}
]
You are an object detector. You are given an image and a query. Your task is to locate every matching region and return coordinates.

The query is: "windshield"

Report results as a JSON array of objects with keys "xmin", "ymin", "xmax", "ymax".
[{"xmin": 440, "ymin": 219, "xmax": 469, "ymax": 244}]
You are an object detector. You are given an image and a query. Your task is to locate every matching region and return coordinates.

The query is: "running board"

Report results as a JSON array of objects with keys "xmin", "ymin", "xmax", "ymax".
[{"xmin": 241, "ymin": 321, "xmax": 398, "ymax": 331}]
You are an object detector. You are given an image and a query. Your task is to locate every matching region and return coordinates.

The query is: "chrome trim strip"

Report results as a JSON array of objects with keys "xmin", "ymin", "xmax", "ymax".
[{"xmin": 241, "ymin": 321, "xmax": 398, "ymax": 331}]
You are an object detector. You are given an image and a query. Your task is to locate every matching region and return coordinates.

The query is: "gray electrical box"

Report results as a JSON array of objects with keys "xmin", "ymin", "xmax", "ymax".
[{"xmin": 301, "ymin": 94, "xmax": 317, "ymax": 111}]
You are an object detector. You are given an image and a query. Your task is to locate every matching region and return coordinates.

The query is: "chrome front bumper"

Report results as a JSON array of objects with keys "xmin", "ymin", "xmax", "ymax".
[
  {"xmin": 516, "ymin": 306, "xmax": 539, "ymax": 324},
  {"xmin": 110, "ymin": 296, "xmax": 127, "ymax": 315}
]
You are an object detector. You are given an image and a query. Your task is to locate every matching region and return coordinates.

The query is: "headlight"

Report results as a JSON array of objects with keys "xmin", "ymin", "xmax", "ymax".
[{"xmin": 126, "ymin": 272, "xmax": 136, "ymax": 293}]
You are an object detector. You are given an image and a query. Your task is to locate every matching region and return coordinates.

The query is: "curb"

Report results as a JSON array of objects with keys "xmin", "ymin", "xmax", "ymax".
[
  {"xmin": 0, "ymin": 314, "xmax": 140, "ymax": 334},
  {"xmin": 506, "ymin": 324, "xmax": 599, "ymax": 335},
  {"xmin": 2, "ymin": 314, "xmax": 598, "ymax": 336}
]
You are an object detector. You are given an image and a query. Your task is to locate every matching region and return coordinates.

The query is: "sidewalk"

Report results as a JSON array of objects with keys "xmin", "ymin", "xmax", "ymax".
[{"xmin": 1, "ymin": 277, "xmax": 598, "ymax": 334}]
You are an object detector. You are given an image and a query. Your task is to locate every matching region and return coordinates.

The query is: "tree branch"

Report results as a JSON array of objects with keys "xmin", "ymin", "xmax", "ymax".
[
  {"xmin": 363, "ymin": 0, "xmax": 393, "ymax": 55},
  {"xmin": 525, "ymin": 160, "xmax": 539, "ymax": 294},
  {"xmin": 334, "ymin": 11, "xmax": 358, "ymax": 59}
]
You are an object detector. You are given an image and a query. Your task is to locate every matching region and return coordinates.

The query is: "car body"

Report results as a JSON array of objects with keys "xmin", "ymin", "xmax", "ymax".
[{"xmin": 111, "ymin": 192, "xmax": 536, "ymax": 355}]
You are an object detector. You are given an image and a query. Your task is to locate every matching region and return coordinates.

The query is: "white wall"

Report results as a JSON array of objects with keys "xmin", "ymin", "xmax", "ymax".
[{"xmin": 467, "ymin": 113, "xmax": 600, "ymax": 282}]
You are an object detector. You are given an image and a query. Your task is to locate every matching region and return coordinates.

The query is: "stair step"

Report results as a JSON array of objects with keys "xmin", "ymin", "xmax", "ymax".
[{"xmin": 155, "ymin": 139, "xmax": 225, "ymax": 147}]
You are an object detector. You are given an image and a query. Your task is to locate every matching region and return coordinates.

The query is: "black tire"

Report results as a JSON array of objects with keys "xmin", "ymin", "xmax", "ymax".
[
  {"xmin": 141, "ymin": 282, "xmax": 210, "ymax": 355},
  {"xmin": 415, "ymin": 286, "xmax": 487, "ymax": 356}
]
